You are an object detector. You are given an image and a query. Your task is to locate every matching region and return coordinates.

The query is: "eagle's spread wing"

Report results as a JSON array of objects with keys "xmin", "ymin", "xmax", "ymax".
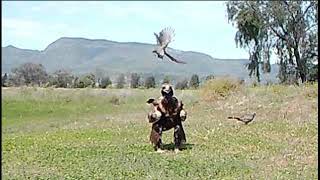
[
  {"xmin": 164, "ymin": 50, "xmax": 187, "ymax": 64},
  {"xmin": 153, "ymin": 33, "xmax": 160, "ymax": 45},
  {"xmin": 158, "ymin": 27, "xmax": 175, "ymax": 48},
  {"xmin": 153, "ymin": 27, "xmax": 186, "ymax": 64}
]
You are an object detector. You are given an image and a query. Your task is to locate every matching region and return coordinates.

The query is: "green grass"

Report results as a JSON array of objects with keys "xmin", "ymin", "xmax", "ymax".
[{"xmin": 2, "ymin": 84, "xmax": 318, "ymax": 179}]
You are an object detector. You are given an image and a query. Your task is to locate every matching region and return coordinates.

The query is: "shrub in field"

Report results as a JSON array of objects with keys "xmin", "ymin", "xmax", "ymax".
[
  {"xmin": 76, "ymin": 74, "xmax": 96, "ymax": 88},
  {"xmin": 205, "ymin": 74, "xmax": 215, "ymax": 81},
  {"xmin": 144, "ymin": 76, "xmax": 156, "ymax": 89},
  {"xmin": 162, "ymin": 75, "xmax": 171, "ymax": 84},
  {"xmin": 109, "ymin": 96, "xmax": 121, "ymax": 105},
  {"xmin": 130, "ymin": 73, "xmax": 140, "ymax": 88},
  {"xmin": 116, "ymin": 74, "xmax": 126, "ymax": 89},
  {"xmin": 9, "ymin": 63, "xmax": 48, "ymax": 86},
  {"xmin": 2, "ymin": 73, "xmax": 9, "ymax": 87},
  {"xmin": 175, "ymin": 79, "xmax": 189, "ymax": 90},
  {"xmin": 307, "ymin": 63, "xmax": 318, "ymax": 83},
  {"xmin": 200, "ymin": 77, "xmax": 243, "ymax": 101},
  {"xmin": 51, "ymin": 69, "xmax": 74, "ymax": 88},
  {"xmin": 71, "ymin": 77, "xmax": 82, "ymax": 88},
  {"xmin": 189, "ymin": 74, "xmax": 200, "ymax": 89},
  {"xmin": 100, "ymin": 76, "xmax": 112, "ymax": 88}
]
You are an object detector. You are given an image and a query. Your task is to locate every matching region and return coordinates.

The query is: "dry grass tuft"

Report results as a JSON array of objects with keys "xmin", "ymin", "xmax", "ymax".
[
  {"xmin": 109, "ymin": 96, "xmax": 121, "ymax": 105},
  {"xmin": 200, "ymin": 77, "xmax": 243, "ymax": 102}
]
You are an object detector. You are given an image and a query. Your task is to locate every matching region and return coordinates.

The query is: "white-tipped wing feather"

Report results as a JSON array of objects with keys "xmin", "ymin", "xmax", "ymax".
[
  {"xmin": 158, "ymin": 27, "xmax": 175, "ymax": 47},
  {"xmin": 152, "ymin": 27, "xmax": 186, "ymax": 64}
]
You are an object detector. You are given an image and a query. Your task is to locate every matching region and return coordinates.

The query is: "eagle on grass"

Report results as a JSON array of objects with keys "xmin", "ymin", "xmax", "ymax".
[
  {"xmin": 146, "ymin": 84, "xmax": 187, "ymax": 152},
  {"xmin": 152, "ymin": 27, "xmax": 186, "ymax": 64}
]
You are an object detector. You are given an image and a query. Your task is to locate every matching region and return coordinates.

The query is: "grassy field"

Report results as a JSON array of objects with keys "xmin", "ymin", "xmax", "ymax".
[{"xmin": 2, "ymin": 83, "xmax": 318, "ymax": 179}]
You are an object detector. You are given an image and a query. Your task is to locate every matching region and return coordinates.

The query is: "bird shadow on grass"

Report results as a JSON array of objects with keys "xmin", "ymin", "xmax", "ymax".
[{"xmin": 162, "ymin": 143, "xmax": 194, "ymax": 151}]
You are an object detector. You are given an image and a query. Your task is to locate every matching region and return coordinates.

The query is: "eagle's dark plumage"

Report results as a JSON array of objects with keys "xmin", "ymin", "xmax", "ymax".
[
  {"xmin": 153, "ymin": 27, "xmax": 186, "ymax": 64},
  {"xmin": 147, "ymin": 84, "xmax": 187, "ymax": 152}
]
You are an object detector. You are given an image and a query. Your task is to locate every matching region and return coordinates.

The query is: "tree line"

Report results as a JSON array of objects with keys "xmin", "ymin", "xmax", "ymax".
[
  {"xmin": 1, "ymin": 62, "xmax": 206, "ymax": 89},
  {"xmin": 226, "ymin": 1, "xmax": 318, "ymax": 84}
]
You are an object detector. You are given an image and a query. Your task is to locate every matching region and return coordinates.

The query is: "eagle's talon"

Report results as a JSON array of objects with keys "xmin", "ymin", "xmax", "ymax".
[
  {"xmin": 180, "ymin": 110, "xmax": 187, "ymax": 121},
  {"xmin": 148, "ymin": 111, "xmax": 162, "ymax": 123}
]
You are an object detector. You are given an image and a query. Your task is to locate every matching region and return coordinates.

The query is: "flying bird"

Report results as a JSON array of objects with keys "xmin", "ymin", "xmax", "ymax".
[
  {"xmin": 153, "ymin": 27, "xmax": 186, "ymax": 64},
  {"xmin": 227, "ymin": 113, "xmax": 256, "ymax": 125}
]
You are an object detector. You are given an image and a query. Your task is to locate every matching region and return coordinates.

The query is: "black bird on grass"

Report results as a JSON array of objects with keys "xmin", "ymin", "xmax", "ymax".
[
  {"xmin": 153, "ymin": 27, "xmax": 186, "ymax": 64},
  {"xmin": 227, "ymin": 113, "xmax": 256, "ymax": 125}
]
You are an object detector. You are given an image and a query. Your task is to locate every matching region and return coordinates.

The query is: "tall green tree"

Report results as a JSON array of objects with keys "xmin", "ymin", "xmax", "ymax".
[
  {"xmin": 116, "ymin": 74, "xmax": 125, "ymax": 89},
  {"xmin": 162, "ymin": 75, "xmax": 171, "ymax": 84},
  {"xmin": 130, "ymin": 73, "xmax": 140, "ymax": 88},
  {"xmin": 144, "ymin": 76, "xmax": 156, "ymax": 89},
  {"xmin": 80, "ymin": 73, "xmax": 96, "ymax": 88},
  {"xmin": 189, "ymin": 74, "xmax": 200, "ymax": 89},
  {"xmin": 51, "ymin": 69, "xmax": 74, "ymax": 88},
  {"xmin": 10, "ymin": 63, "xmax": 48, "ymax": 86},
  {"xmin": 175, "ymin": 79, "xmax": 189, "ymax": 90},
  {"xmin": 226, "ymin": 1, "xmax": 318, "ymax": 83},
  {"xmin": 100, "ymin": 76, "xmax": 112, "ymax": 88},
  {"xmin": 2, "ymin": 73, "xmax": 8, "ymax": 87}
]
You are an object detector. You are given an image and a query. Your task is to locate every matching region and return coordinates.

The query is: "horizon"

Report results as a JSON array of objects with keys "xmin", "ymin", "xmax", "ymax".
[
  {"xmin": 3, "ymin": 36, "xmax": 250, "ymax": 61},
  {"xmin": 3, "ymin": 1, "xmax": 279, "ymax": 63}
]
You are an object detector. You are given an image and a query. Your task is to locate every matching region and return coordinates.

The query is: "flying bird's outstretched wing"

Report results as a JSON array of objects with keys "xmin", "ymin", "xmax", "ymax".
[
  {"xmin": 154, "ymin": 33, "xmax": 160, "ymax": 45},
  {"xmin": 153, "ymin": 27, "xmax": 186, "ymax": 64},
  {"xmin": 164, "ymin": 50, "xmax": 186, "ymax": 64},
  {"xmin": 158, "ymin": 27, "xmax": 175, "ymax": 48}
]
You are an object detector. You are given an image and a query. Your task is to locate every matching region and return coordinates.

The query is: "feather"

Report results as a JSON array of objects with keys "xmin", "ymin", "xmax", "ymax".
[
  {"xmin": 154, "ymin": 32, "xmax": 160, "ymax": 45},
  {"xmin": 164, "ymin": 50, "xmax": 187, "ymax": 64},
  {"xmin": 152, "ymin": 27, "xmax": 186, "ymax": 64}
]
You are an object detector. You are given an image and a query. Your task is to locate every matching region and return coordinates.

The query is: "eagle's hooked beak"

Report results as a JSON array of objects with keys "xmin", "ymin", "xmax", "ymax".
[
  {"xmin": 162, "ymin": 85, "xmax": 171, "ymax": 94},
  {"xmin": 163, "ymin": 89, "xmax": 171, "ymax": 94}
]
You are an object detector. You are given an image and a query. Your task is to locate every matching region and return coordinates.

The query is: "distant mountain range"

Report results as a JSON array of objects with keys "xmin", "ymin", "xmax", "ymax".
[{"xmin": 2, "ymin": 37, "xmax": 279, "ymax": 83}]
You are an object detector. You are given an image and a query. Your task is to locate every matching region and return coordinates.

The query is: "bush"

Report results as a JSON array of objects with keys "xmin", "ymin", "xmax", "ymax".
[
  {"xmin": 51, "ymin": 70, "xmax": 74, "ymax": 88},
  {"xmin": 71, "ymin": 74, "xmax": 95, "ymax": 88},
  {"xmin": 205, "ymin": 74, "xmax": 215, "ymax": 81},
  {"xmin": 307, "ymin": 63, "xmax": 318, "ymax": 83},
  {"xmin": 162, "ymin": 75, "xmax": 171, "ymax": 84},
  {"xmin": 189, "ymin": 74, "xmax": 200, "ymax": 89},
  {"xmin": 130, "ymin": 73, "xmax": 140, "ymax": 88},
  {"xmin": 10, "ymin": 63, "xmax": 48, "ymax": 86},
  {"xmin": 175, "ymin": 79, "xmax": 189, "ymax": 90},
  {"xmin": 2, "ymin": 73, "xmax": 9, "ymax": 87},
  {"xmin": 200, "ymin": 77, "xmax": 242, "ymax": 101},
  {"xmin": 100, "ymin": 77, "xmax": 112, "ymax": 88},
  {"xmin": 116, "ymin": 74, "xmax": 125, "ymax": 89},
  {"xmin": 144, "ymin": 76, "xmax": 156, "ymax": 88},
  {"xmin": 109, "ymin": 96, "xmax": 121, "ymax": 105},
  {"xmin": 81, "ymin": 74, "xmax": 96, "ymax": 88}
]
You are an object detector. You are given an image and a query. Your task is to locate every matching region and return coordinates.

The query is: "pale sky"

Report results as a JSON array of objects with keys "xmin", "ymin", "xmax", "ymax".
[{"xmin": 2, "ymin": 1, "xmax": 250, "ymax": 60}]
